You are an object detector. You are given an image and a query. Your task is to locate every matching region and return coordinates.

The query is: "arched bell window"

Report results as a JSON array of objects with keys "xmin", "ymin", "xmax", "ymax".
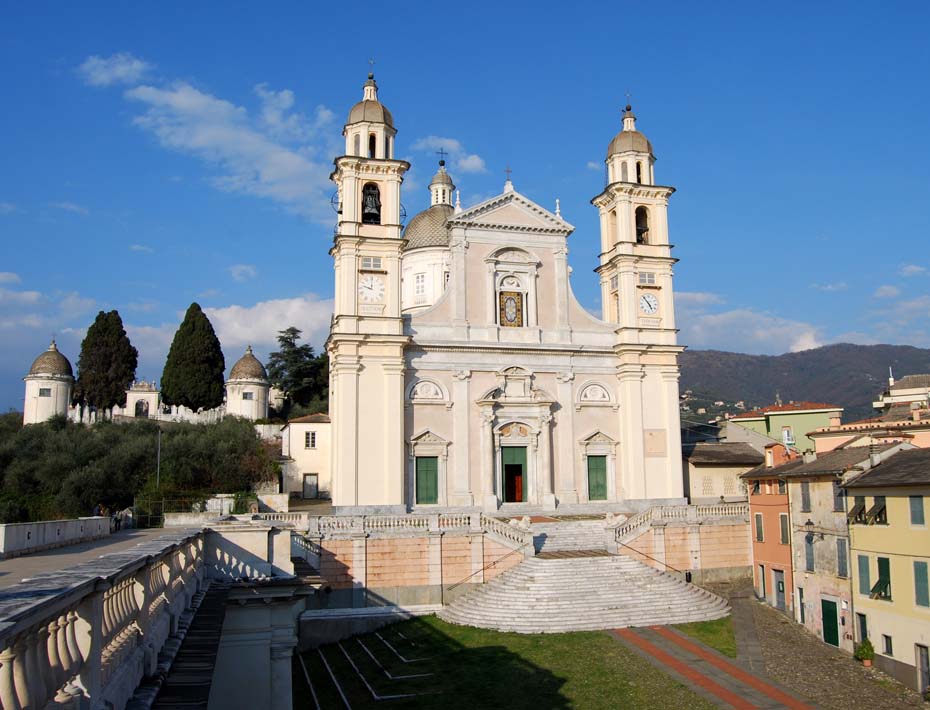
[
  {"xmin": 353, "ymin": 134, "xmax": 361, "ymax": 156},
  {"xmin": 621, "ymin": 162, "xmax": 628, "ymax": 182},
  {"xmin": 635, "ymin": 206, "xmax": 649, "ymax": 244},
  {"xmin": 368, "ymin": 134, "xmax": 377, "ymax": 159},
  {"xmin": 636, "ymin": 161, "xmax": 643, "ymax": 183},
  {"xmin": 362, "ymin": 183, "xmax": 381, "ymax": 225}
]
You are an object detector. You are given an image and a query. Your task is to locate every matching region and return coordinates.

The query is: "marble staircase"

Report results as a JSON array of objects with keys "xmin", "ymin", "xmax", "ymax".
[{"xmin": 532, "ymin": 519, "xmax": 607, "ymax": 553}]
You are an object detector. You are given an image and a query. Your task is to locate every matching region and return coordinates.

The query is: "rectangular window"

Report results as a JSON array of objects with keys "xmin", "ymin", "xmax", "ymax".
[
  {"xmin": 911, "ymin": 496, "xmax": 926, "ymax": 526},
  {"xmin": 778, "ymin": 479, "xmax": 787, "ymax": 495},
  {"xmin": 801, "ymin": 481, "xmax": 811, "ymax": 512},
  {"xmin": 856, "ymin": 612, "xmax": 868, "ymax": 642},
  {"xmin": 779, "ymin": 513, "xmax": 789, "ymax": 544},
  {"xmin": 915, "ymin": 560, "xmax": 929, "ymax": 607},
  {"xmin": 882, "ymin": 634, "xmax": 893, "ymax": 656},
  {"xmin": 755, "ymin": 513, "xmax": 764, "ymax": 542},
  {"xmin": 849, "ymin": 495, "xmax": 867, "ymax": 524},
  {"xmin": 414, "ymin": 273, "xmax": 426, "ymax": 296},
  {"xmin": 832, "ymin": 481, "xmax": 845, "ymax": 512},
  {"xmin": 805, "ymin": 536, "xmax": 815, "ymax": 572},
  {"xmin": 858, "ymin": 555, "xmax": 871, "ymax": 595},
  {"xmin": 871, "ymin": 556, "xmax": 891, "ymax": 600},
  {"xmin": 798, "ymin": 587, "xmax": 806, "ymax": 623},
  {"xmin": 360, "ymin": 256, "xmax": 382, "ymax": 270},
  {"xmin": 637, "ymin": 272, "xmax": 656, "ymax": 285},
  {"xmin": 782, "ymin": 426, "xmax": 795, "ymax": 445},
  {"xmin": 304, "ymin": 431, "xmax": 317, "ymax": 449},
  {"xmin": 242, "ymin": 392, "xmax": 253, "ymax": 401},
  {"xmin": 759, "ymin": 564, "xmax": 766, "ymax": 598},
  {"xmin": 38, "ymin": 387, "xmax": 52, "ymax": 397},
  {"xmin": 752, "ymin": 480, "xmax": 761, "ymax": 495},
  {"xmin": 866, "ymin": 496, "xmax": 887, "ymax": 525},
  {"xmin": 499, "ymin": 291, "xmax": 524, "ymax": 327},
  {"xmin": 837, "ymin": 538, "xmax": 848, "ymax": 578}
]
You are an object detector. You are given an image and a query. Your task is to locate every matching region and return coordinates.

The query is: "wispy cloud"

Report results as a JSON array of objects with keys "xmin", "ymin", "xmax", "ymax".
[
  {"xmin": 0, "ymin": 272, "xmax": 21, "ymax": 284},
  {"xmin": 586, "ymin": 161, "xmax": 601, "ymax": 171},
  {"xmin": 874, "ymin": 285, "xmax": 900, "ymax": 298},
  {"xmin": 900, "ymin": 264, "xmax": 926, "ymax": 277},
  {"xmin": 129, "ymin": 243, "xmax": 154, "ymax": 253},
  {"xmin": 228, "ymin": 264, "xmax": 257, "ymax": 282},
  {"xmin": 125, "ymin": 299, "xmax": 159, "ymax": 313},
  {"xmin": 0, "ymin": 202, "xmax": 15, "ymax": 215},
  {"xmin": 411, "ymin": 136, "xmax": 487, "ymax": 174},
  {"xmin": 78, "ymin": 52, "xmax": 153, "ymax": 87},
  {"xmin": 810, "ymin": 282, "xmax": 847, "ymax": 292},
  {"xmin": 50, "ymin": 201, "xmax": 89, "ymax": 216},
  {"xmin": 204, "ymin": 294, "xmax": 333, "ymax": 352}
]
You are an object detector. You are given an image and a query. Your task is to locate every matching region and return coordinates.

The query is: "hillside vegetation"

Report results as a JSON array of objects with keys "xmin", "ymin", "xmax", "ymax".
[{"xmin": 680, "ymin": 343, "xmax": 930, "ymax": 421}]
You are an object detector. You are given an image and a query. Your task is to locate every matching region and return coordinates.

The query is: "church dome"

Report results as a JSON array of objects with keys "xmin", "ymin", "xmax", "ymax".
[
  {"xmin": 430, "ymin": 165, "xmax": 454, "ymax": 187},
  {"xmin": 229, "ymin": 346, "xmax": 268, "ymax": 381},
  {"xmin": 404, "ymin": 203, "xmax": 454, "ymax": 250},
  {"xmin": 347, "ymin": 75, "xmax": 394, "ymax": 128},
  {"xmin": 28, "ymin": 340, "xmax": 73, "ymax": 378},
  {"xmin": 607, "ymin": 105, "xmax": 653, "ymax": 156}
]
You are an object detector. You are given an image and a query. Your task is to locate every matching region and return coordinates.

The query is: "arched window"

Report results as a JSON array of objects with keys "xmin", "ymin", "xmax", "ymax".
[
  {"xmin": 636, "ymin": 162, "xmax": 643, "ymax": 183},
  {"xmin": 609, "ymin": 210, "xmax": 618, "ymax": 243},
  {"xmin": 384, "ymin": 135, "xmax": 390, "ymax": 159},
  {"xmin": 353, "ymin": 134, "xmax": 361, "ymax": 156},
  {"xmin": 621, "ymin": 162, "xmax": 628, "ymax": 182},
  {"xmin": 362, "ymin": 183, "xmax": 381, "ymax": 225},
  {"xmin": 635, "ymin": 206, "xmax": 649, "ymax": 244},
  {"xmin": 368, "ymin": 134, "xmax": 377, "ymax": 159}
]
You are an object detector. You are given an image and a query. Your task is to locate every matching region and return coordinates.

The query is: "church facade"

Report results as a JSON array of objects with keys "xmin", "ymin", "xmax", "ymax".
[{"xmin": 328, "ymin": 74, "xmax": 685, "ymax": 512}]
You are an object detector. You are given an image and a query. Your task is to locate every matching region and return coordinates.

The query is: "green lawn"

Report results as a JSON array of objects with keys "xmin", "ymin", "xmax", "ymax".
[
  {"xmin": 294, "ymin": 616, "xmax": 716, "ymax": 709},
  {"xmin": 673, "ymin": 616, "xmax": 738, "ymax": 658}
]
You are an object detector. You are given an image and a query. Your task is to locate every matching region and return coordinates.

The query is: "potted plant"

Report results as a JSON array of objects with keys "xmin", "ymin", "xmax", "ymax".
[{"xmin": 854, "ymin": 638, "xmax": 875, "ymax": 667}]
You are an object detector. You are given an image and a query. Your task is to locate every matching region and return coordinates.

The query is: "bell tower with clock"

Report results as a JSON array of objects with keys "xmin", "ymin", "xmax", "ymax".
[
  {"xmin": 327, "ymin": 72, "xmax": 410, "ymax": 509},
  {"xmin": 591, "ymin": 104, "xmax": 685, "ymax": 499}
]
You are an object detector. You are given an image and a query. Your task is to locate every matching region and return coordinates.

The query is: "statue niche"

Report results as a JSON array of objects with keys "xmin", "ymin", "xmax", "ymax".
[{"xmin": 362, "ymin": 183, "xmax": 381, "ymax": 225}]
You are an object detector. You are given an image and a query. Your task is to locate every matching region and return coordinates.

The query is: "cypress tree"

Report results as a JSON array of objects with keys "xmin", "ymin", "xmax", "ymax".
[
  {"xmin": 74, "ymin": 310, "xmax": 139, "ymax": 410},
  {"xmin": 161, "ymin": 303, "xmax": 226, "ymax": 410}
]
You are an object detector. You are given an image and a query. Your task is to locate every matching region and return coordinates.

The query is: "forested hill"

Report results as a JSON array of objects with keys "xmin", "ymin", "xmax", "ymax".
[{"xmin": 679, "ymin": 343, "xmax": 930, "ymax": 422}]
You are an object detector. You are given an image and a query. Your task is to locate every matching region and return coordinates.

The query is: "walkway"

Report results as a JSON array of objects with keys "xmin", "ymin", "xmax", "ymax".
[{"xmin": 0, "ymin": 528, "xmax": 167, "ymax": 589}]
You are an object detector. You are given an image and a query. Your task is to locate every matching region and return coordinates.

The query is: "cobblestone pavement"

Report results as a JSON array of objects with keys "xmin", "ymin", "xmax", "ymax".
[{"xmin": 717, "ymin": 580, "xmax": 926, "ymax": 710}]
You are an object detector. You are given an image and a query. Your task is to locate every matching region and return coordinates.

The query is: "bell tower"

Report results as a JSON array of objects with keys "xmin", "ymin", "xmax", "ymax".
[
  {"xmin": 328, "ymin": 73, "xmax": 410, "ymax": 509},
  {"xmin": 592, "ymin": 104, "xmax": 684, "ymax": 501}
]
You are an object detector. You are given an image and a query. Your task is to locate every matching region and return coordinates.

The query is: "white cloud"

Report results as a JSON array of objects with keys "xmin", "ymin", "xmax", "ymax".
[
  {"xmin": 680, "ymin": 308, "xmax": 823, "ymax": 354},
  {"xmin": 78, "ymin": 52, "xmax": 153, "ymax": 87},
  {"xmin": 228, "ymin": 264, "xmax": 257, "ymax": 282},
  {"xmin": 0, "ymin": 272, "xmax": 20, "ymax": 284},
  {"xmin": 900, "ymin": 264, "xmax": 926, "ymax": 276},
  {"xmin": 124, "ymin": 82, "xmax": 334, "ymax": 220},
  {"xmin": 129, "ymin": 243, "xmax": 154, "ymax": 253},
  {"xmin": 204, "ymin": 294, "xmax": 333, "ymax": 353},
  {"xmin": 676, "ymin": 291, "xmax": 725, "ymax": 307},
  {"xmin": 411, "ymin": 135, "xmax": 488, "ymax": 174},
  {"xmin": 50, "ymin": 201, "xmax": 89, "ymax": 216},
  {"xmin": 810, "ymin": 282, "xmax": 847, "ymax": 292},
  {"xmin": 253, "ymin": 83, "xmax": 333, "ymax": 141},
  {"xmin": 0, "ymin": 202, "xmax": 15, "ymax": 214},
  {"xmin": 586, "ymin": 161, "xmax": 601, "ymax": 171},
  {"xmin": 0, "ymin": 287, "xmax": 42, "ymax": 307},
  {"xmin": 126, "ymin": 299, "xmax": 159, "ymax": 313},
  {"xmin": 874, "ymin": 285, "xmax": 900, "ymax": 298}
]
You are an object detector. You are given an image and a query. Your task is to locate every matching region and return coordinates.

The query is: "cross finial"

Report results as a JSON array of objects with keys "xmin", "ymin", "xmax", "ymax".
[
  {"xmin": 625, "ymin": 90, "xmax": 632, "ymax": 105},
  {"xmin": 505, "ymin": 165, "xmax": 512, "ymax": 181},
  {"xmin": 436, "ymin": 148, "xmax": 447, "ymax": 164},
  {"xmin": 368, "ymin": 57, "xmax": 375, "ymax": 71}
]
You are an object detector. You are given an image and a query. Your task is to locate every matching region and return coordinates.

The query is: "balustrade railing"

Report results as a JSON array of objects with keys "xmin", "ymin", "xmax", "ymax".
[
  {"xmin": 613, "ymin": 503, "xmax": 749, "ymax": 543},
  {"xmin": 0, "ymin": 530, "xmax": 205, "ymax": 710}
]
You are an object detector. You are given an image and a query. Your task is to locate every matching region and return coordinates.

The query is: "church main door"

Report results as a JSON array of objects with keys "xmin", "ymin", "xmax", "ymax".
[
  {"xmin": 501, "ymin": 446, "xmax": 527, "ymax": 503},
  {"xmin": 587, "ymin": 456, "xmax": 607, "ymax": 501}
]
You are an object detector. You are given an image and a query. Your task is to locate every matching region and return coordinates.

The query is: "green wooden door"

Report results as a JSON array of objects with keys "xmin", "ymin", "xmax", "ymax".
[
  {"xmin": 821, "ymin": 599, "xmax": 839, "ymax": 646},
  {"xmin": 587, "ymin": 456, "xmax": 607, "ymax": 501},
  {"xmin": 415, "ymin": 456, "xmax": 438, "ymax": 504},
  {"xmin": 501, "ymin": 447, "xmax": 527, "ymax": 502}
]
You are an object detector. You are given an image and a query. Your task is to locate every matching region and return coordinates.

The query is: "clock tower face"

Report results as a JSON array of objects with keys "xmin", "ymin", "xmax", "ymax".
[
  {"xmin": 639, "ymin": 293, "xmax": 659, "ymax": 314},
  {"xmin": 358, "ymin": 275, "xmax": 385, "ymax": 303}
]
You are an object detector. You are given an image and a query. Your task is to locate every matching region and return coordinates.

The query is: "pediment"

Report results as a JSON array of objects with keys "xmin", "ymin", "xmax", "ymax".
[
  {"xmin": 410, "ymin": 430, "xmax": 448, "ymax": 444},
  {"xmin": 449, "ymin": 191, "xmax": 574, "ymax": 234},
  {"xmin": 581, "ymin": 430, "xmax": 616, "ymax": 444}
]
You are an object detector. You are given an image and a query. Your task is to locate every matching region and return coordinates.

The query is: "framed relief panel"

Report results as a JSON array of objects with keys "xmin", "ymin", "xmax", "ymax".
[{"xmin": 499, "ymin": 291, "xmax": 524, "ymax": 327}]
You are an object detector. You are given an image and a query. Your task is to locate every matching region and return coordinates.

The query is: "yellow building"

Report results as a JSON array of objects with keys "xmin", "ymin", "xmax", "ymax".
[{"xmin": 843, "ymin": 448, "xmax": 930, "ymax": 693}]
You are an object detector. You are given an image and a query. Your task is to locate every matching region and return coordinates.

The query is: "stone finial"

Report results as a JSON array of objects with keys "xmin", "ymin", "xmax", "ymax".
[{"xmin": 555, "ymin": 198, "xmax": 561, "ymax": 218}]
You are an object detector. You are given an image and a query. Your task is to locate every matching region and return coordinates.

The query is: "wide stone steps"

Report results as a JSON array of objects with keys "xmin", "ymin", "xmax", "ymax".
[
  {"xmin": 439, "ymin": 555, "xmax": 729, "ymax": 633},
  {"xmin": 532, "ymin": 521, "xmax": 607, "ymax": 553}
]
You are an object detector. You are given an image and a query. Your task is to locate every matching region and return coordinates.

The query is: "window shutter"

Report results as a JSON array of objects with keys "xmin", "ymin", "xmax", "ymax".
[
  {"xmin": 836, "ymin": 538, "xmax": 848, "ymax": 578},
  {"xmin": 755, "ymin": 513, "xmax": 764, "ymax": 542},
  {"xmin": 801, "ymin": 482, "xmax": 811, "ymax": 512},
  {"xmin": 911, "ymin": 496, "xmax": 926, "ymax": 526},
  {"xmin": 805, "ymin": 537, "xmax": 814, "ymax": 572},
  {"xmin": 780, "ymin": 514, "xmax": 789, "ymax": 544},
  {"xmin": 915, "ymin": 561, "xmax": 929, "ymax": 607},
  {"xmin": 858, "ymin": 555, "xmax": 870, "ymax": 595},
  {"xmin": 833, "ymin": 481, "xmax": 844, "ymax": 512}
]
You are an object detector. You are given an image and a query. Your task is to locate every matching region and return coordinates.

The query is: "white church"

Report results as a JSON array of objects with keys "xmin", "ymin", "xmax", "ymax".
[{"xmin": 328, "ymin": 73, "xmax": 686, "ymax": 512}]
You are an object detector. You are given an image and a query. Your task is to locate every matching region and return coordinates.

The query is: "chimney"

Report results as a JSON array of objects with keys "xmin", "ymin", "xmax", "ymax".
[
  {"xmin": 802, "ymin": 451, "xmax": 817, "ymax": 464},
  {"xmin": 829, "ymin": 413, "xmax": 841, "ymax": 427},
  {"xmin": 888, "ymin": 366, "xmax": 895, "ymax": 387}
]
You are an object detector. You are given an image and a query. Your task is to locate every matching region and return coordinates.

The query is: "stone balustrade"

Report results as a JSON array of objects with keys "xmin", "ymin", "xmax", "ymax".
[
  {"xmin": 0, "ymin": 530, "xmax": 204, "ymax": 710},
  {"xmin": 612, "ymin": 502, "xmax": 749, "ymax": 543},
  {"xmin": 0, "ymin": 517, "xmax": 111, "ymax": 560}
]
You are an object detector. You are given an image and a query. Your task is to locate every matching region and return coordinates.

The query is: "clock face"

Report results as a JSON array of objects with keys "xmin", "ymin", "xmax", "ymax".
[
  {"xmin": 639, "ymin": 293, "xmax": 659, "ymax": 314},
  {"xmin": 358, "ymin": 275, "xmax": 385, "ymax": 303}
]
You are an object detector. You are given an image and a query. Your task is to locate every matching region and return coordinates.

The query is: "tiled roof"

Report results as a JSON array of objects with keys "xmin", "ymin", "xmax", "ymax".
[
  {"xmin": 890, "ymin": 374, "xmax": 930, "ymax": 391},
  {"xmin": 731, "ymin": 401, "xmax": 842, "ymax": 420},
  {"xmin": 287, "ymin": 413, "xmax": 331, "ymax": 424},
  {"xmin": 741, "ymin": 444, "xmax": 898, "ymax": 479},
  {"xmin": 682, "ymin": 442, "xmax": 763, "ymax": 465},
  {"xmin": 843, "ymin": 448, "xmax": 930, "ymax": 488}
]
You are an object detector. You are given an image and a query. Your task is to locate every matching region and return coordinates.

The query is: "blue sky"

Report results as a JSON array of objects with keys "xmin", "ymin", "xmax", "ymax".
[{"xmin": 2, "ymin": 2, "xmax": 930, "ymax": 410}]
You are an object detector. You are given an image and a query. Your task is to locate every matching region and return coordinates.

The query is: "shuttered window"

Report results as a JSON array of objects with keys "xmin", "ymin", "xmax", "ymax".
[
  {"xmin": 805, "ymin": 536, "xmax": 815, "ymax": 572},
  {"xmin": 779, "ymin": 514, "xmax": 789, "ymax": 544},
  {"xmin": 858, "ymin": 555, "xmax": 870, "ymax": 595},
  {"xmin": 832, "ymin": 481, "xmax": 845, "ymax": 512},
  {"xmin": 755, "ymin": 513, "xmax": 764, "ymax": 542},
  {"xmin": 801, "ymin": 481, "xmax": 811, "ymax": 512},
  {"xmin": 911, "ymin": 496, "xmax": 926, "ymax": 526},
  {"xmin": 836, "ymin": 538, "xmax": 848, "ymax": 578},
  {"xmin": 871, "ymin": 557, "xmax": 892, "ymax": 600},
  {"xmin": 915, "ymin": 561, "xmax": 930, "ymax": 607}
]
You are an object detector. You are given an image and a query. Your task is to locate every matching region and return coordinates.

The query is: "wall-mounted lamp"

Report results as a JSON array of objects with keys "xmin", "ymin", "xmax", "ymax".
[{"xmin": 804, "ymin": 519, "xmax": 824, "ymax": 540}]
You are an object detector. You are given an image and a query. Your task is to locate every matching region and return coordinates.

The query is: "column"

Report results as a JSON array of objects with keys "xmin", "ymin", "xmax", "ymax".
[
  {"xmin": 480, "ymin": 412, "xmax": 497, "ymax": 511},
  {"xmin": 553, "ymin": 247, "xmax": 571, "ymax": 339},
  {"xmin": 382, "ymin": 358, "xmax": 406, "ymax": 507},
  {"xmin": 661, "ymin": 367, "xmax": 685, "ymax": 500},
  {"xmin": 270, "ymin": 641, "xmax": 296, "ymax": 710},
  {"xmin": 451, "ymin": 371, "xmax": 473, "ymax": 506},
  {"xmin": 330, "ymin": 351, "xmax": 360, "ymax": 506},
  {"xmin": 617, "ymin": 362, "xmax": 646, "ymax": 500},
  {"xmin": 556, "ymin": 372, "xmax": 578, "ymax": 504},
  {"xmin": 540, "ymin": 414, "xmax": 556, "ymax": 510}
]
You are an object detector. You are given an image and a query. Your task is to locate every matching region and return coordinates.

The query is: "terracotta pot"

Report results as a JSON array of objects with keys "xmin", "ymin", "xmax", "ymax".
[{"xmin": 862, "ymin": 659, "xmax": 872, "ymax": 667}]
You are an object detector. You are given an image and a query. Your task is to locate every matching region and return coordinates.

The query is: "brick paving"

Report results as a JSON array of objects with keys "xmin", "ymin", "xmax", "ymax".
[{"xmin": 720, "ymin": 581, "xmax": 926, "ymax": 710}]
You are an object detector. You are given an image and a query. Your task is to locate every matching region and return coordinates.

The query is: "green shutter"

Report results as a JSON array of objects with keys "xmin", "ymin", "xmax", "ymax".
[
  {"xmin": 502, "ymin": 446, "xmax": 527, "ymax": 467},
  {"xmin": 911, "ymin": 560, "xmax": 930, "ymax": 608},
  {"xmin": 858, "ymin": 555, "xmax": 870, "ymax": 595},
  {"xmin": 755, "ymin": 513, "xmax": 764, "ymax": 542},
  {"xmin": 911, "ymin": 496, "xmax": 926, "ymax": 526},
  {"xmin": 587, "ymin": 456, "xmax": 607, "ymax": 501},
  {"xmin": 415, "ymin": 456, "xmax": 438, "ymax": 505},
  {"xmin": 780, "ymin": 514, "xmax": 789, "ymax": 544},
  {"xmin": 837, "ymin": 538, "xmax": 848, "ymax": 578}
]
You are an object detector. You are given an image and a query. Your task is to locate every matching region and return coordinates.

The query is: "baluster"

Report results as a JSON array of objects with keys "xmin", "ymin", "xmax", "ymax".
[
  {"xmin": 0, "ymin": 645, "xmax": 22, "ymax": 710},
  {"xmin": 46, "ymin": 618, "xmax": 65, "ymax": 701},
  {"xmin": 27, "ymin": 625, "xmax": 49, "ymax": 708},
  {"xmin": 12, "ymin": 637, "xmax": 32, "ymax": 710}
]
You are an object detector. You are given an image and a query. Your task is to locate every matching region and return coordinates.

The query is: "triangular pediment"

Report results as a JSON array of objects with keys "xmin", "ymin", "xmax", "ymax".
[{"xmin": 449, "ymin": 190, "xmax": 574, "ymax": 234}]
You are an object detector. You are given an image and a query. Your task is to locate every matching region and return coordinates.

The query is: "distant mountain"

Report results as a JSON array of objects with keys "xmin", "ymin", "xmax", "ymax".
[{"xmin": 679, "ymin": 344, "xmax": 930, "ymax": 422}]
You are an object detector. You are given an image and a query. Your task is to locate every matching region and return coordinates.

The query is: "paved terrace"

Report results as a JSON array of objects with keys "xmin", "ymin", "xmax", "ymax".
[{"xmin": 0, "ymin": 528, "xmax": 168, "ymax": 589}]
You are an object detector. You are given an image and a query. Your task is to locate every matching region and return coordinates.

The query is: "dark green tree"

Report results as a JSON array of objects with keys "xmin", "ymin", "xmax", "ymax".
[
  {"xmin": 74, "ymin": 310, "xmax": 138, "ymax": 410},
  {"xmin": 266, "ymin": 327, "xmax": 327, "ymax": 408},
  {"xmin": 161, "ymin": 303, "xmax": 226, "ymax": 410}
]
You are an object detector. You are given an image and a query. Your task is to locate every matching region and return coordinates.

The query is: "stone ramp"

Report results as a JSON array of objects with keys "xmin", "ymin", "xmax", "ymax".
[{"xmin": 438, "ymin": 555, "xmax": 729, "ymax": 633}]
